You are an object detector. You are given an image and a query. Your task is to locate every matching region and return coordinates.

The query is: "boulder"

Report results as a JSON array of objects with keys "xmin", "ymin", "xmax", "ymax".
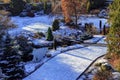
[{"xmin": 27, "ymin": 12, "xmax": 35, "ymax": 17}]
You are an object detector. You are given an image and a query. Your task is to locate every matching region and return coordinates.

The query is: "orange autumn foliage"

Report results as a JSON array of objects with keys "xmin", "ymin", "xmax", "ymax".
[{"xmin": 61, "ymin": 0, "xmax": 87, "ymax": 24}]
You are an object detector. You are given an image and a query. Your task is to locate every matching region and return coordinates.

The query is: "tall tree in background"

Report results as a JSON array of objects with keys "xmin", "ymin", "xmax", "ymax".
[
  {"xmin": 88, "ymin": 0, "xmax": 106, "ymax": 10},
  {"xmin": 61, "ymin": 0, "xmax": 87, "ymax": 27},
  {"xmin": 107, "ymin": 0, "xmax": 120, "ymax": 55}
]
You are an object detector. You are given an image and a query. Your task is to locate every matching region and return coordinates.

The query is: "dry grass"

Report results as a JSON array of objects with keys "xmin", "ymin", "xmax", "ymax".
[
  {"xmin": 0, "ymin": 10, "xmax": 11, "ymax": 16},
  {"xmin": 93, "ymin": 70, "xmax": 113, "ymax": 80},
  {"xmin": 0, "ymin": 15, "xmax": 16, "ymax": 30},
  {"xmin": 85, "ymin": 24, "xmax": 99, "ymax": 35},
  {"xmin": 107, "ymin": 53, "xmax": 120, "ymax": 72}
]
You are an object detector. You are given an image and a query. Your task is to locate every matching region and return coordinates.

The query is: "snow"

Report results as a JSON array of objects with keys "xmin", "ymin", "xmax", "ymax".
[
  {"xmin": 53, "ymin": 28, "xmax": 82, "ymax": 37},
  {"xmin": 97, "ymin": 37, "xmax": 107, "ymax": 44},
  {"xmin": 79, "ymin": 17, "xmax": 108, "ymax": 30},
  {"xmin": 32, "ymin": 47, "xmax": 48, "ymax": 62},
  {"xmin": 24, "ymin": 62, "xmax": 40, "ymax": 74},
  {"xmin": 84, "ymin": 35, "xmax": 105, "ymax": 44},
  {"xmin": 9, "ymin": 15, "xmax": 55, "ymax": 35},
  {"xmin": 6, "ymin": 15, "xmax": 108, "ymax": 80},
  {"xmin": 9, "ymin": 15, "xmax": 108, "ymax": 36},
  {"xmin": 47, "ymin": 44, "xmax": 84, "ymax": 56},
  {"xmin": 23, "ymin": 46, "xmax": 107, "ymax": 80},
  {"xmin": 24, "ymin": 44, "xmax": 84, "ymax": 74}
]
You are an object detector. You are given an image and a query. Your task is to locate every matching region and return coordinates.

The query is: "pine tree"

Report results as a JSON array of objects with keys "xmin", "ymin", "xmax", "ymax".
[
  {"xmin": 46, "ymin": 27, "xmax": 54, "ymax": 41},
  {"xmin": 9, "ymin": 0, "xmax": 25, "ymax": 15},
  {"xmin": 52, "ymin": 19, "xmax": 60, "ymax": 31},
  {"xmin": 107, "ymin": 0, "xmax": 120, "ymax": 54}
]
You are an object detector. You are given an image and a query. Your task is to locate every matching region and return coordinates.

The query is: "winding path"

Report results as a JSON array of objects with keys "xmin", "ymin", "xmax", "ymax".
[{"xmin": 23, "ymin": 46, "xmax": 107, "ymax": 80}]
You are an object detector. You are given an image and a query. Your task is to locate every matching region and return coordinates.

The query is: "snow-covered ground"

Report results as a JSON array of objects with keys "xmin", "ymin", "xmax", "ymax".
[
  {"xmin": 23, "ymin": 46, "xmax": 107, "ymax": 80},
  {"xmin": 9, "ymin": 15, "xmax": 107, "ymax": 36},
  {"xmin": 79, "ymin": 16, "xmax": 108, "ymax": 29},
  {"xmin": 84, "ymin": 35, "xmax": 105, "ymax": 44}
]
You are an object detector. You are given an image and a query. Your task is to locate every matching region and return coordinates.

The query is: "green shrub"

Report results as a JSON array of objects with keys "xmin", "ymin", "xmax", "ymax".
[
  {"xmin": 46, "ymin": 27, "xmax": 54, "ymax": 41},
  {"xmin": 52, "ymin": 19, "xmax": 60, "ymax": 31},
  {"xmin": 107, "ymin": 0, "xmax": 120, "ymax": 54}
]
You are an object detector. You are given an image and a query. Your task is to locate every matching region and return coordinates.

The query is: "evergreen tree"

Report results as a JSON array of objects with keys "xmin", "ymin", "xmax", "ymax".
[
  {"xmin": 46, "ymin": 27, "xmax": 54, "ymax": 41},
  {"xmin": 0, "ymin": 36, "xmax": 24, "ymax": 80},
  {"xmin": 43, "ymin": 0, "xmax": 47, "ymax": 14},
  {"xmin": 9, "ymin": 0, "xmax": 25, "ymax": 15},
  {"xmin": 107, "ymin": 0, "xmax": 120, "ymax": 54},
  {"xmin": 88, "ymin": 0, "xmax": 106, "ymax": 10},
  {"xmin": 16, "ymin": 36, "xmax": 33, "ymax": 62},
  {"xmin": 52, "ymin": 19, "xmax": 60, "ymax": 31}
]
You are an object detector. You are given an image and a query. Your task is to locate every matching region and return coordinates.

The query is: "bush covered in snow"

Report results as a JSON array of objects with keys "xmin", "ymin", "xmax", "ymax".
[
  {"xmin": 0, "ymin": 35, "xmax": 25, "ymax": 80},
  {"xmin": 0, "ymin": 33, "xmax": 35, "ymax": 79},
  {"xmin": 16, "ymin": 35, "xmax": 33, "ymax": 62}
]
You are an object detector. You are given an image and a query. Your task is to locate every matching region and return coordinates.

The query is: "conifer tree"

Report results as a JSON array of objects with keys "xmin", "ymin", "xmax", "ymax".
[
  {"xmin": 52, "ymin": 19, "xmax": 60, "ymax": 31},
  {"xmin": 0, "ymin": 35, "xmax": 24, "ymax": 80},
  {"xmin": 107, "ymin": 0, "xmax": 120, "ymax": 54},
  {"xmin": 46, "ymin": 27, "xmax": 54, "ymax": 41}
]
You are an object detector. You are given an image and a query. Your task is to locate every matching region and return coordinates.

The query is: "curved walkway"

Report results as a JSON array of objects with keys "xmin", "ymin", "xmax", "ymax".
[{"xmin": 23, "ymin": 46, "xmax": 107, "ymax": 80}]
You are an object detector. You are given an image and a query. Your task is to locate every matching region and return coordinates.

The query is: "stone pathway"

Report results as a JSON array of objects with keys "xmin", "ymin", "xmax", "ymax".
[{"xmin": 23, "ymin": 46, "xmax": 107, "ymax": 80}]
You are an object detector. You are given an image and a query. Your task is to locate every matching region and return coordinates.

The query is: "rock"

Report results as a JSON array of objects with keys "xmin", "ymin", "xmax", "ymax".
[
  {"xmin": 101, "ymin": 63, "xmax": 114, "ymax": 71},
  {"xmin": 19, "ymin": 12, "xmax": 27, "ymax": 17},
  {"xmin": 112, "ymin": 72, "xmax": 120, "ymax": 80},
  {"xmin": 27, "ymin": 12, "xmax": 35, "ymax": 17}
]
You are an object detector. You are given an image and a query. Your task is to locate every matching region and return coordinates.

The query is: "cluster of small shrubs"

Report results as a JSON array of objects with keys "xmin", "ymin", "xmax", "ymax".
[
  {"xmin": 0, "ymin": 33, "xmax": 33, "ymax": 80},
  {"xmin": 46, "ymin": 19, "xmax": 60, "ymax": 41},
  {"xmin": 85, "ymin": 23, "xmax": 98, "ymax": 35},
  {"xmin": 93, "ymin": 61, "xmax": 114, "ymax": 80},
  {"xmin": 93, "ymin": 70, "xmax": 113, "ymax": 80},
  {"xmin": 33, "ymin": 32, "xmax": 45, "ymax": 39}
]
